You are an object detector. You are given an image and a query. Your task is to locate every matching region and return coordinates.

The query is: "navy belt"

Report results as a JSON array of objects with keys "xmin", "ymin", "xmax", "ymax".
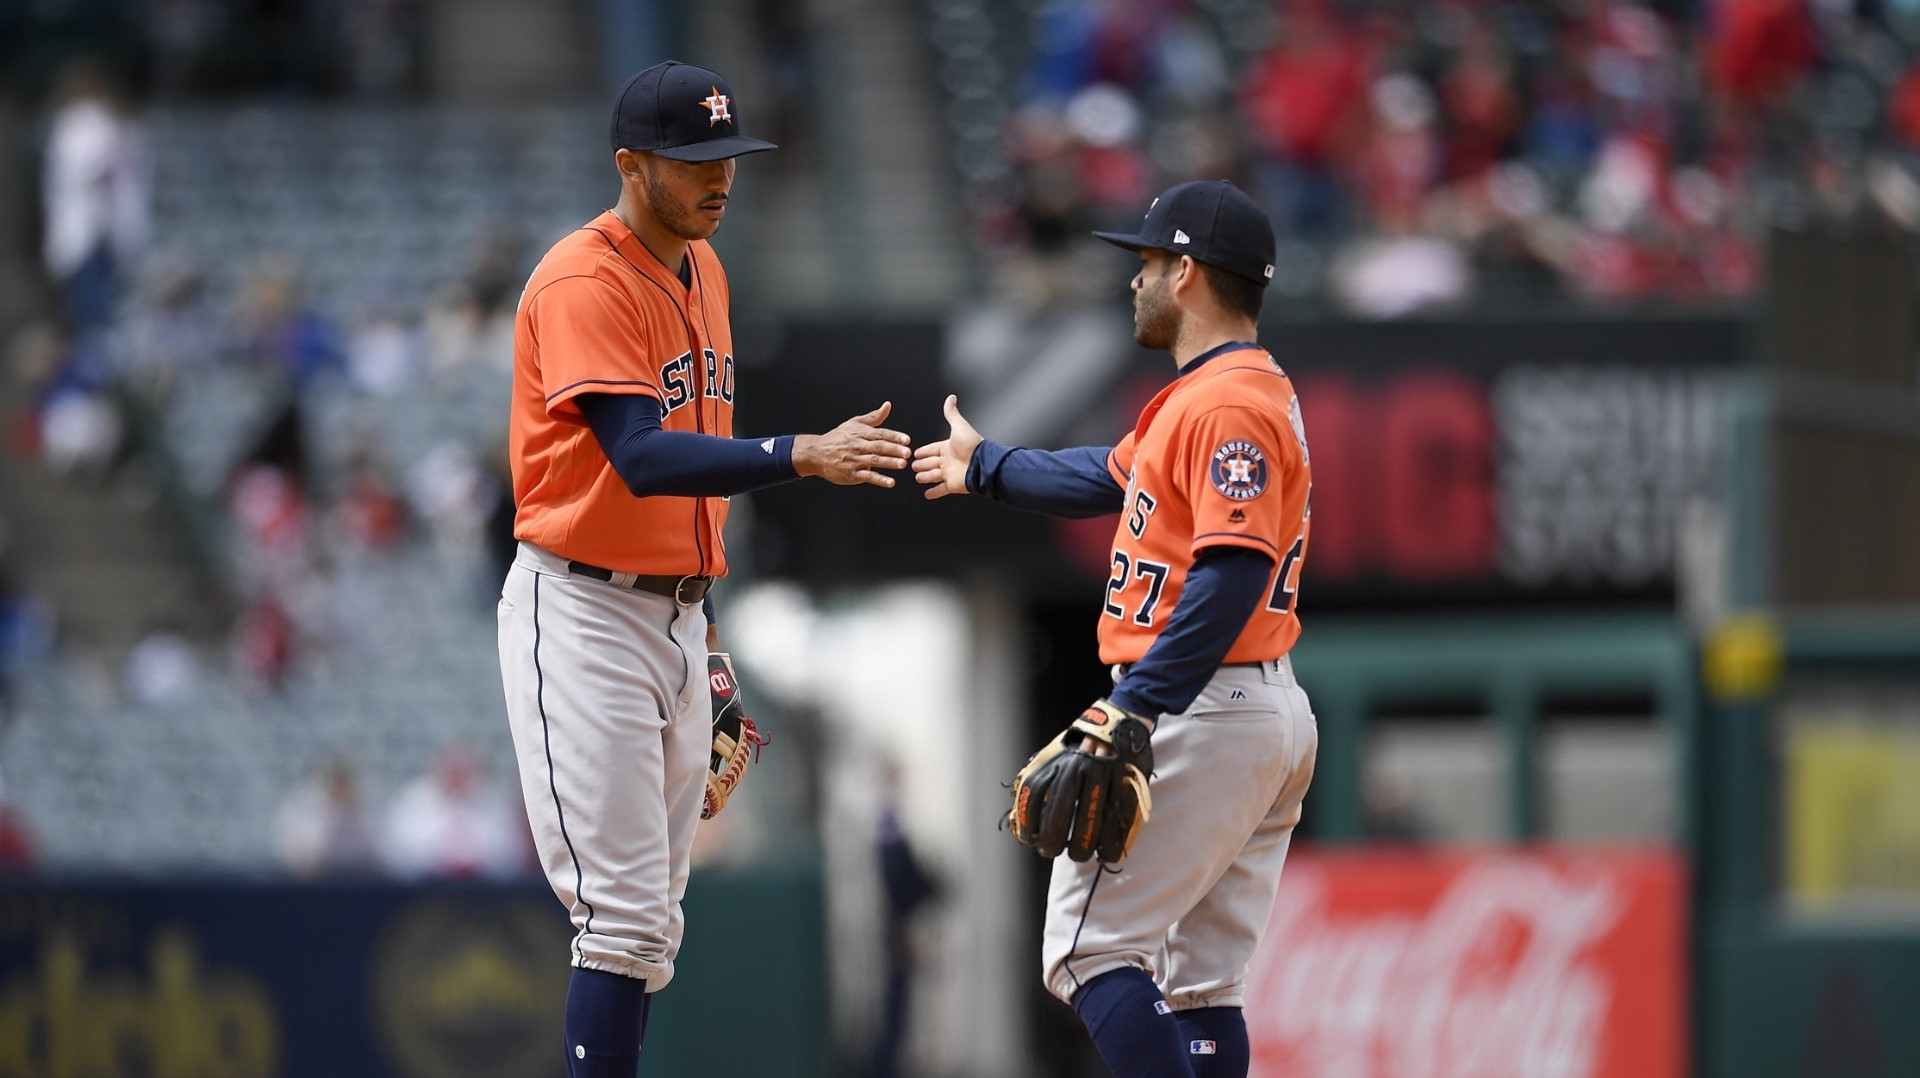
[{"xmin": 567, "ymin": 561, "xmax": 713, "ymax": 605}]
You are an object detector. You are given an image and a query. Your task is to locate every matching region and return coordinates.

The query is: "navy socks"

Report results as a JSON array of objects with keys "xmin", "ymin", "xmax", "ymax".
[
  {"xmin": 1071, "ymin": 967, "xmax": 1195, "ymax": 1078},
  {"xmin": 1176, "ymin": 1007, "xmax": 1250, "ymax": 1078},
  {"xmin": 564, "ymin": 967, "xmax": 651, "ymax": 1077}
]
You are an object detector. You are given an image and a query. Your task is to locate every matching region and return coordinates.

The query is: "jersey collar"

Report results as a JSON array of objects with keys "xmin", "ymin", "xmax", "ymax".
[
  {"xmin": 598, "ymin": 210, "xmax": 698, "ymax": 294},
  {"xmin": 1177, "ymin": 340, "xmax": 1264, "ymax": 379}
]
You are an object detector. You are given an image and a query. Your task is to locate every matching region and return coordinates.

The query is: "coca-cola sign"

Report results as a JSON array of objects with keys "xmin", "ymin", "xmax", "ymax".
[{"xmin": 1245, "ymin": 849, "xmax": 1687, "ymax": 1078}]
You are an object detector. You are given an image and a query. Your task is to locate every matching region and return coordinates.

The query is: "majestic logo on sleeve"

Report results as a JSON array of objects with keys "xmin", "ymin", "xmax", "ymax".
[
  {"xmin": 1211, "ymin": 441, "xmax": 1269, "ymax": 501},
  {"xmin": 701, "ymin": 88, "xmax": 732, "ymax": 126}
]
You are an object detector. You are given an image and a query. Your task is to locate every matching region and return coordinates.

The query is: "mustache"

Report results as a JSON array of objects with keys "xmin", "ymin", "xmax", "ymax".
[{"xmin": 700, "ymin": 194, "xmax": 728, "ymax": 206}]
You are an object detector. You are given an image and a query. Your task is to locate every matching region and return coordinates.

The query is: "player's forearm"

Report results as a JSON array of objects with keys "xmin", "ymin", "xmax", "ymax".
[
  {"xmin": 1108, "ymin": 546, "xmax": 1274, "ymax": 718},
  {"xmin": 580, "ymin": 392, "xmax": 799, "ymax": 497},
  {"xmin": 966, "ymin": 441, "xmax": 1125, "ymax": 517}
]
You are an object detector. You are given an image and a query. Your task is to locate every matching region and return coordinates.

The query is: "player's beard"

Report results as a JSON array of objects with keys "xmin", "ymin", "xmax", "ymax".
[
  {"xmin": 644, "ymin": 164, "xmax": 721, "ymax": 242},
  {"xmin": 1133, "ymin": 271, "xmax": 1180, "ymax": 350}
]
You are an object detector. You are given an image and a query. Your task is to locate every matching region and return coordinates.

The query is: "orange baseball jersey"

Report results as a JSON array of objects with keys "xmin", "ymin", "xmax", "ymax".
[
  {"xmin": 509, "ymin": 210, "xmax": 736, "ymax": 575},
  {"xmin": 1098, "ymin": 346, "xmax": 1312, "ymax": 665}
]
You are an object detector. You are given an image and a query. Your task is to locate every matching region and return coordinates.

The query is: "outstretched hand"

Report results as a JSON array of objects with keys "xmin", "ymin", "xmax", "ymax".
[
  {"xmin": 911, "ymin": 395, "xmax": 983, "ymax": 500},
  {"xmin": 792, "ymin": 402, "xmax": 912, "ymax": 487}
]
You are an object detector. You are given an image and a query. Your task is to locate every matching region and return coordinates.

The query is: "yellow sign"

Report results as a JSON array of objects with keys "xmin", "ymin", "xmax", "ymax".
[
  {"xmin": 0, "ymin": 929, "xmax": 278, "ymax": 1076},
  {"xmin": 372, "ymin": 898, "xmax": 569, "ymax": 1078},
  {"xmin": 1785, "ymin": 712, "xmax": 1920, "ymax": 912}
]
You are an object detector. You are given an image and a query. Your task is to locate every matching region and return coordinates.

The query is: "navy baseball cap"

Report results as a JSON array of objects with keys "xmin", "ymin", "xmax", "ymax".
[
  {"xmin": 1094, "ymin": 180, "xmax": 1276, "ymax": 285},
  {"xmin": 610, "ymin": 61, "xmax": 777, "ymax": 162}
]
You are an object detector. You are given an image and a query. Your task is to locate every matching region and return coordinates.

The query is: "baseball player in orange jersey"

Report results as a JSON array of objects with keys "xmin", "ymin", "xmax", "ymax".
[
  {"xmin": 914, "ymin": 181, "xmax": 1317, "ymax": 1078},
  {"xmin": 498, "ymin": 61, "xmax": 910, "ymax": 1077}
]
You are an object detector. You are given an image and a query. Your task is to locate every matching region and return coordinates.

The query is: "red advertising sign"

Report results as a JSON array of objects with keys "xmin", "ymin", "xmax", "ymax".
[{"xmin": 1245, "ymin": 848, "xmax": 1687, "ymax": 1078}]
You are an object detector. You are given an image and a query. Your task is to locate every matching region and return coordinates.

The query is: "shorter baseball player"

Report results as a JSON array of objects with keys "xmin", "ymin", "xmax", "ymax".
[{"xmin": 914, "ymin": 181, "xmax": 1317, "ymax": 1078}]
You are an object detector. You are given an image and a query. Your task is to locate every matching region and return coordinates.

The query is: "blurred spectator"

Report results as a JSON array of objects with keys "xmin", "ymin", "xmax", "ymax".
[
  {"xmin": 40, "ymin": 59, "xmax": 148, "ymax": 335},
  {"xmin": 124, "ymin": 626, "xmax": 201, "ymax": 705},
  {"xmin": 235, "ymin": 258, "xmax": 340, "ymax": 390},
  {"xmin": 230, "ymin": 461, "xmax": 309, "ymax": 571},
  {"xmin": 335, "ymin": 449, "xmax": 408, "ymax": 554},
  {"xmin": 380, "ymin": 742, "xmax": 526, "ymax": 880},
  {"xmin": 1329, "ymin": 206, "xmax": 1472, "ymax": 318},
  {"xmin": 422, "ymin": 281, "xmax": 513, "ymax": 375},
  {"xmin": 1890, "ymin": 61, "xmax": 1920, "ymax": 152},
  {"xmin": 1352, "ymin": 73, "xmax": 1442, "ymax": 227},
  {"xmin": 869, "ymin": 760, "xmax": 942, "ymax": 1078},
  {"xmin": 1704, "ymin": 0, "xmax": 1817, "ymax": 116},
  {"xmin": 345, "ymin": 303, "xmax": 418, "ymax": 397},
  {"xmin": 240, "ymin": 389, "xmax": 312, "ymax": 492},
  {"xmin": 0, "ymin": 773, "xmax": 36, "ymax": 875},
  {"xmin": 1588, "ymin": 4, "xmax": 1683, "ymax": 138},
  {"xmin": 39, "ymin": 390, "xmax": 124, "ymax": 481},
  {"xmin": 116, "ymin": 258, "xmax": 225, "ymax": 404},
  {"xmin": 1024, "ymin": 0, "xmax": 1102, "ymax": 102},
  {"xmin": 421, "ymin": 226, "xmax": 521, "ymax": 375},
  {"xmin": 0, "ymin": 564, "xmax": 53, "ymax": 718},
  {"xmin": 464, "ymin": 225, "xmax": 525, "ymax": 320},
  {"xmin": 11, "ymin": 323, "xmax": 124, "ymax": 479},
  {"xmin": 233, "ymin": 591, "xmax": 297, "ymax": 695},
  {"xmin": 1240, "ymin": 8, "xmax": 1368, "ymax": 237},
  {"xmin": 1146, "ymin": 11, "xmax": 1229, "ymax": 108},
  {"xmin": 408, "ymin": 441, "xmax": 493, "ymax": 572},
  {"xmin": 1439, "ymin": 21, "xmax": 1523, "ymax": 183},
  {"xmin": 274, "ymin": 755, "xmax": 381, "ymax": 879},
  {"xmin": 1522, "ymin": 70, "xmax": 1601, "ymax": 186}
]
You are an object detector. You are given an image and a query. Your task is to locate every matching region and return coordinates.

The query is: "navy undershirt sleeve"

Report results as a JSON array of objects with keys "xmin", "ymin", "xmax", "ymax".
[
  {"xmin": 579, "ymin": 392, "xmax": 798, "ymax": 498},
  {"xmin": 1108, "ymin": 546, "xmax": 1275, "ymax": 719},
  {"xmin": 965, "ymin": 439, "xmax": 1124, "ymax": 517}
]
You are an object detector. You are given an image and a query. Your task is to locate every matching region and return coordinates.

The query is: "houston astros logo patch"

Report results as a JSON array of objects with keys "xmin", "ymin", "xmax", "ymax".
[
  {"xmin": 702, "ymin": 87, "xmax": 731, "ymax": 126},
  {"xmin": 1210, "ymin": 441, "xmax": 1268, "ymax": 500}
]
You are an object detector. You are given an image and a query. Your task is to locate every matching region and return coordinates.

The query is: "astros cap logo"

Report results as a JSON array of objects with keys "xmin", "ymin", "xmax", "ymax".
[{"xmin": 701, "ymin": 87, "xmax": 732, "ymax": 126}]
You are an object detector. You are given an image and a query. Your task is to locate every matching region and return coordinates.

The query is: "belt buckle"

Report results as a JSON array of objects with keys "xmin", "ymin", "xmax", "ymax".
[{"xmin": 673, "ymin": 575, "xmax": 705, "ymax": 606}]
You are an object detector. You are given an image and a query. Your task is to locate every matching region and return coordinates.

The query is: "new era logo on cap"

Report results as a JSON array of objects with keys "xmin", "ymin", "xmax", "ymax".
[{"xmin": 1092, "ymin": 180, "xmax": 1277, "ymax": 285}]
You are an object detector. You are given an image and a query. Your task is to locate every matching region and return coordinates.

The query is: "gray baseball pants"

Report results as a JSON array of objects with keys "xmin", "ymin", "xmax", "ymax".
[
  {"xmin": 1042, "ymin": 657, "xmax": 1318, "ymax": 1009},
  {"xmin": 498, "ymin": 541, "xmax": 711, "ymax": 990}
]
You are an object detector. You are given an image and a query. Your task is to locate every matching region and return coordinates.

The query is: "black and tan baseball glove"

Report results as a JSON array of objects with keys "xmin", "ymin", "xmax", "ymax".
[
  {"xmin": 704, "ymin": 652, "xmax": 768, "ymax": 820},
  {"xmin": 1008, "ymin": 699, "xmax": 1155, "ymax": 864}
]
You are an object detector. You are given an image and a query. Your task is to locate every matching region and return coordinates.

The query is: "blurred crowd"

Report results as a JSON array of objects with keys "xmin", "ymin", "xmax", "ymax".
[
  {"xmin": 273, "ymin": 744, "xmax": 532, "ymax": 882},
  {"xmin": 15, "ymin": 62, "xmax": 522, "ymax": 692},
  {"xmin": 976, "ymin": 0, "xmax": 1920, "ymax": 315},
  {"xmin": 4, "ymin": 60, "xmax": 529, "ymax": 876}
]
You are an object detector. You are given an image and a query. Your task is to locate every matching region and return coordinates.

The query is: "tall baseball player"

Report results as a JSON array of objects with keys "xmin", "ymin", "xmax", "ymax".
[
  {"xmin": 498, "ymin": 61, "xmax": 911, "ymax": 1078},
  {"xmin": 914, "ymin": 181, "xmax": 1317, "ymax": 1078}
]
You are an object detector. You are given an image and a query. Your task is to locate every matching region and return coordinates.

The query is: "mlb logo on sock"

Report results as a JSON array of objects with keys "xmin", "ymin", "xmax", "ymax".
[
  {"xmin": 1153, "ymin": 1001, "xmax": 1172, "ymax": 1015},
  {"xmin": 1190, "ymin": 1040, "xmax": 1217, "ymax": 1055}
]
